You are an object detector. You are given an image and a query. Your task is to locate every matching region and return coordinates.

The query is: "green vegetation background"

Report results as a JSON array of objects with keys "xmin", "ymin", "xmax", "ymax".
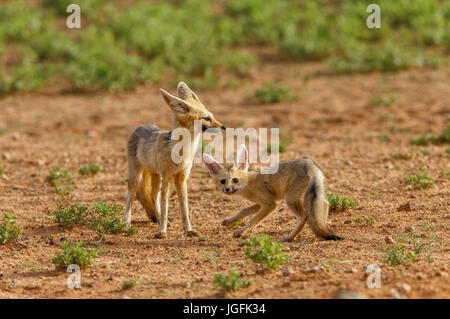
[{"xmin": 0, "ymin": 0, "xmax": 449, "ymax": 95}]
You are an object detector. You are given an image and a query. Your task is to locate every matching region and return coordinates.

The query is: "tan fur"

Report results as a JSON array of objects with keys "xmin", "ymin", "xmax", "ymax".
[
  {"xmin": 125, "ymin": 82, "xmax": 225, "ymax": 238},
  {"xmin": 203, "ymin": 146, "xmax": 343, "ymax": 241}
]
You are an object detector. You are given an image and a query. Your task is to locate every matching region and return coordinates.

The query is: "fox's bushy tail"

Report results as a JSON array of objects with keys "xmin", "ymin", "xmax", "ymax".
[{"xmin": 304, "ymin": 174, "xmax": 343, "ymax": 241}]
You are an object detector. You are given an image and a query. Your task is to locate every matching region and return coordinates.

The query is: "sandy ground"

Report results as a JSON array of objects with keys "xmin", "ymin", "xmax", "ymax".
[{"xmin": 0, "ymin": 59, "xmax": 449, "ymax": 299}]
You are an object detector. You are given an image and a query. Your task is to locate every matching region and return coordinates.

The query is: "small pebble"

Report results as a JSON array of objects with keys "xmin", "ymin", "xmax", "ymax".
[
  {"xmin": 385, "ymin": 235, "xmax": 395, "ymax": 244},
  {"xmin": 283, "ymin": 269, "xmax": 295, "ymax": 276},
  {"xmin": 405, "ymin": 226, "xmax": 415, "ymax": 233}
]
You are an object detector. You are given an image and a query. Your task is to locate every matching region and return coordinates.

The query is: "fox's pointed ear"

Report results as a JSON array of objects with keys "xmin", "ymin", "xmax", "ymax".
[
  {"xmin": 236, "ymin": 144, "xmax": 249, "ymax": 171},
  {"xmin": 160, "ymin": 88, "xmax": 190, "ymax": 114},
  {"xmin": 203, "ymin": 154, "xmax": 222, "ymax": 176},
  {"xmin": 177, "ymin": 82, "xmax": 200, "ymax": 101}
]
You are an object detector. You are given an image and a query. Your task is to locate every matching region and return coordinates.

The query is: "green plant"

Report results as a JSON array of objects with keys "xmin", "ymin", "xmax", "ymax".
[
  {"xmin": 214, "ymin": 270, "xmax": 252, "ymax": 291},
  {"xmin": 89, "ymin": 202, "xmax": 137, "ymax": 235},
  {"xmin": 382, "ymin": 244, "xmax": 417, "ymax": 266},
  {"xmin": 0, "ymin": 213, "xmax": 22, "ymax": 244},
  {"xmin": 0, "ymin": 166, "xmax": 4, "ymax": 176},
  {"xmin": 50, "ymin": 204, "xmax": 89, "ymax": 228},
  {"xmin": 353, "ymin": 215, "xmax": 375, "ymax": 225},
  {"xmin": 78, "ymin": 163, "xmax": 103, "ymax": 176},
  {"xmin": 327, "ymin": 193, "xmax": 356, "ymax": 212},
  {"xmin": 46, "ymin": 165, "xmax": 73, "ymax": 196},
  {"xmin": 369, "ymin": 95, "xmax": 398, "ymax": 107},
  {"xmin": 51, "ymin": 242, "xmax": 96, "ymax": 268},
  {"xmin": 244, "ymin": 234, "xmax": 286, "ymax": 270},
  {"xmin": 267, "ymin": 138, "xmax": 291, "ymax": 154},
  {"xmin": 409, "ymin": 123, "xmax": 450, "ymax": 145},
  {"xmin": 390, "ymin": 152, "xmax": 412, "ymax": 160},
  {"xmin": 445, "ymin": 147, "xmax": 450, "ymax": 154},
  {"xmin": 404, "ymin": 168, "xmax": 435, "ymax": 189},
  {"xmin": 254, "ymin": 82, "xmax": 297, "ymax": 104},
  {"xmin": 122, "ymin": 276, "xmax": 142, "ymax": 290}
]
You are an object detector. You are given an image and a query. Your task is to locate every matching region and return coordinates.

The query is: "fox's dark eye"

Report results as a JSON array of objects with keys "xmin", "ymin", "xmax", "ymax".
[
  {"xmin": 204, "ymin": 116, "xmax": 211, "ymax": 122},
  {"xmin": 220, "ymin": 179, "xmax": 226, "ymax": 184},
  {"xmin": 232, "ymin": 178, "xmax": 239, "ymax": 183}
]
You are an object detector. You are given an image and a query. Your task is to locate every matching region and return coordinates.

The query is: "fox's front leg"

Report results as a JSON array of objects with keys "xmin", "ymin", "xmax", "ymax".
[
  {"xmin": 155, "ymin": 180, "xmax": 170, "ymax": 238},
  {"xmin": 174, "ymin": 173, "xmax": 198, "ymax": 237},
  {"xmin": 222, "ymin": 204, "xmax": 260, "ymax": 226},
  {"xmin": 233, "ymin": 202, "xmax": 276, "ymax": 238}
]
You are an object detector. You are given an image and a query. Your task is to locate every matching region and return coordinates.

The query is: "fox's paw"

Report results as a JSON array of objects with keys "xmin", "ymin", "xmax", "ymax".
[
  {"xmin": 281, "ymin": 235, "xmax": 293, "ymax": 242},
  {"xmin": 186, "ymin": 230, "xmax": 199, "ymax": 237},
  {"xmin": 233, "ymin": 229, "xmax": 243, "ymax": 238},
  {"xmin": 222, "ymin": 218, "xmax": 233, "ymax": 226},
  {"xmin": 154, "ymin": 231, "xmax": 167, "ymax": 239}
]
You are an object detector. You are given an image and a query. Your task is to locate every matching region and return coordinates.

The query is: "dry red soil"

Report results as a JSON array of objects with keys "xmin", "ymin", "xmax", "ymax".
[{"xmin": 0, "ymin": 60, "xmax": 449, "ymax": 299}]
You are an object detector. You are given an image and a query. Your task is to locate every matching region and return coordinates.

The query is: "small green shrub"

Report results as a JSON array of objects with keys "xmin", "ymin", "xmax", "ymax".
[
  {"xmin": 368, "ymin": 95, "xmax": 398, "ymax": 107},
  {"xmin": 79, "ymin": 163, "xmax": 103, "ymax": 176},
  {"xmin": 327, "ymin": 193, "xmax": 356, "ymax": 212},
  {"xmin": 0, "ymin": 213, "xmax": 22, "ymax": 244},
  {"xmin": 353, "ymin": 215, "xmax": 375, "ymax": 225},
  {"xmin": 244, "ymin": 234, "xmax": 286, "ymax": 270},
  {"xmin": 50, "ymin": 204, "xmax": 89, "ymax": 228},
  {"xmin": 254, "ymin": 82, "xmax": 297, "ymax": 104},
  {"xmin": 214, "ymin": 270, "xmax": 252, "ymax": 291},
  {"xmin": 390, "ymin": 152, "xmax": 412, "ymax": 160},
  {"xmin": 382, "ymin": 244, "xmax": 417, "ymax": 266},
  {"xmin": 89, "ymin": 202, "xmax": 137, "ymax": 235},
  {"xmin": 409, "ymin": 123, "xmax": 450, "ymax": 145},
  {"xmin": 51, "ymin": 242, "xmax": 96, "ymax": 268},
  {"xmin": 122, "ymin": 277, "xmax": 141, "ymax": 290},
  {"xmin": 46, "ymin": 165, "xmax": 73, "ymax": 196},
  {"xmin": 404, "ymin": 168, "xmax": 435, "ymax": 189}
]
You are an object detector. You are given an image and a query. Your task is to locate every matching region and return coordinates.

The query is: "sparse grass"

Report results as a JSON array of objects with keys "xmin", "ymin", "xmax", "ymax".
[
  {"xmin": 89, "ymin": 202, "xmax": 137, "ymax": 235},
  {"xmin": 49, "ymin": 202, "xmax": 138, "ymax": 235},
  {"xmin": 404, "ymin": 168, "xmax": 435, "ymax": 189},
  {"xmin": 409, "ymin": 123, "xmax": 450, "ymax": 146},
  {"xmin": 420, "ymin": 149, "xmax": 432, "ymax": 156},
  {"xmin": 384, "ymin": 231, "xmax": 441, "ymax": 265},
  {"xmin": 244, "ymin": 234, "xmax": 286, "ymax": 270},
  {"xmin": 122, "ymin": 276, "xmax": 142, "ymax": 290},
  {"xmin": 369, "ymin": 95, "xmax": 398, "ymax": 107},
  {"xmin": 378, "ymin": 134, "xmax": 391, "ymax": 142},
  {"xmin": 1, "ymin": 1, "xmax": 449, "ymax": 94},
  {"xmin": 46, "ymin": 165, "xmax": 73, "ymax": 196},
  {"xmin": 445, "ymin": 147, "xmax": 450, "ymax": 154},
  {"xmin": 327, "ymin": 193, "xmax": 356, "ymax": 212},
  {"xmin": 390, "ymin": 152, "xmax": 412, "ymax": 160},
  {"xmin": 254, "ymin": 82, "xmax": 297, "ymax": 104},
  {"xmin": 382, "ymin": 244, "xmax": 417, "ymax": 266},
  {"xmin": 78, "ymin": 163, "xmax": 103, "ymax": 176},
  {"xmin": 51, "ymin": 242, "xmax": 96, "ymax": 269},
  {"xmin": 353, "ymin": 215, "xmax": 375, "ymax": 225},
  {"xmin": 50, "ymin": 204, "xmax": 89, "ymax": 229},
  {"xmin": 0, "ymin": 166, "xmax": 4, "ymax": 176},
  {"xmin": 214, "ymin": 270, "xmax": 252, "ymax": 291},
  {"xmin": 0, "ymin": 213, "xmax": 22, "ymax": 244}
]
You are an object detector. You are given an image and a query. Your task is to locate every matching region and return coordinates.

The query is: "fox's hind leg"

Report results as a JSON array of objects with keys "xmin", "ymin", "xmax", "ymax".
[
  {"xmin": 222, "ymin": 204, "xmax": 260, "ymax": 226},
  {"xmin": 137, "ymin": 171, "xmax": 158, "ymax": 222},
  {"xmin": 281, "ymin": 194, "xmax": 307, "ymax": 242},
  {"xmin": 124, "ymin": 163, "xmax": 142, "ymax": 225}
]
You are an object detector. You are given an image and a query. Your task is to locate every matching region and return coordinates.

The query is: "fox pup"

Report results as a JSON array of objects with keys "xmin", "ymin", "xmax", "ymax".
[
  {"xmin": 124, "ymin": 82, "xmax": 225, "ymax": 238},
  {"xmin": 203, "ymin": 144, "xmax": 343, "ymax": 241}
]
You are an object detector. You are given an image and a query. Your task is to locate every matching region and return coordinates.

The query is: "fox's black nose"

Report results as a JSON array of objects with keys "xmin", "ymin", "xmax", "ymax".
[
  {"xmin": 221, "ymin": 126, "xmax": 226, "ymax": 131},
  {"xmin": 224, "ymin": 187, "xmax": 230, "ymax": 192}
]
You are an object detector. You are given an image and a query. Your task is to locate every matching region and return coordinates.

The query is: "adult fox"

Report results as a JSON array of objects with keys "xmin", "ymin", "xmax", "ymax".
[
  {"xmin": 203, "ymin": 145, "xmax": 343, "ymax": 241},
  {"xmin": 124, "ymin": 82, "xmax": 225, "ymax": 238}
]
